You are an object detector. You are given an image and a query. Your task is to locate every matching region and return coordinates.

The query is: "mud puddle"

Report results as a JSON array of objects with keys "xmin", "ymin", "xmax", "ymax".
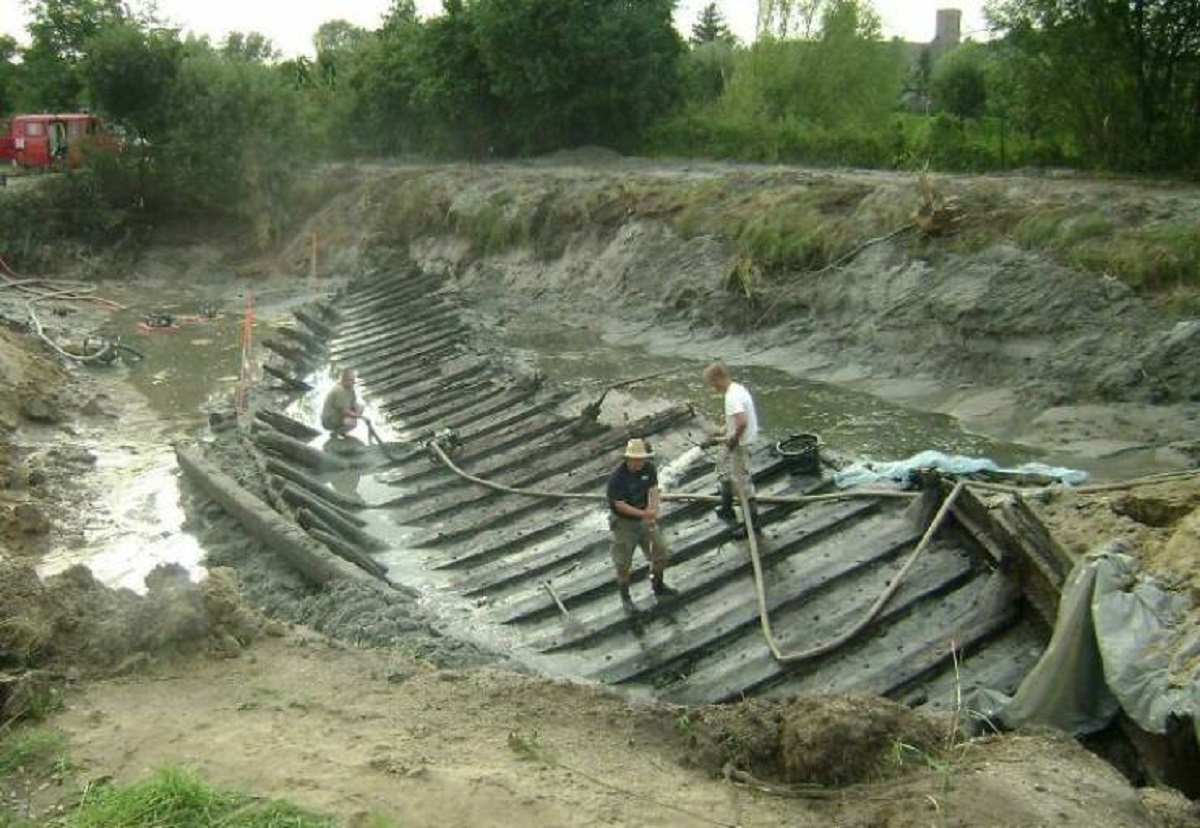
[
  {"xmin": 495, "ymin": 314, "xmax": 1042, "ymax": 467},
  {"xmin": 37, "ymin": 298, "xmax": 272, "ymax": 592}
]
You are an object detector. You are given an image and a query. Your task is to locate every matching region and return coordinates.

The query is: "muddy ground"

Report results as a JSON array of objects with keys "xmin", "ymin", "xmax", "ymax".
[{"xmin": 1, "ymin": 160, "xmax": 1199, "ymax": 825}]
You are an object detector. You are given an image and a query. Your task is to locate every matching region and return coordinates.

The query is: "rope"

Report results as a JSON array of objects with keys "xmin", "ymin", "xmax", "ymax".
[
  {"xmin": 427, "ymin": 441, "xmax": 917, "ymax": 506},
  {"xmin": 0, "ymin": 256, "xmax": 123, "ymax": 309},
  {"xmin": 425, "ymin": 438, "xmax": 1187, "ymax": 666},
  {"xmin": 736, "ymin": 481, "xmax": 966, "ymax": 665},
  {"xmin": 25, "ymin": 292, "xmax": 125, "ymax": 365}
]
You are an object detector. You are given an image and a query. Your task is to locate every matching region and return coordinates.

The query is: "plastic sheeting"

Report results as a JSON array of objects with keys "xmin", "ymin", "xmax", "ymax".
[
  {"xmin": 968, "ymin": 544, "xmax": 1197, "ymax": 742},
  {"xmin": 832, "ymin": 450, "xmax": 1089, "ymax": 489}
]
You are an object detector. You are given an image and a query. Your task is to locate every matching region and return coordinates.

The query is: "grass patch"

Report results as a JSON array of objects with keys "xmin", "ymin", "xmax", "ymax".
[
  {"xmin": 456, "ymin": 194, "xmax": 525, "ymax": 256},
  {"xmin": 1012, "ymin": 207, "xmax": 1115, "ymax": 251},
  {"xmin": 1066, "ymin": 222, "xmax": 1200, "ymax": 291},
  {"xmin": 64, "ymin": 768, "xmax": 334, "ymax": 828},
  {"xmin": 1008, "ymin": 206, "xmax": 1200, "ymax": 294},
  {"xmin": 736, "ymin": 201, "xmax": 831, "ymax": 272},
  {"xmin": 0, "ymin": 729, "xmax": 68, "ymax": 776}
]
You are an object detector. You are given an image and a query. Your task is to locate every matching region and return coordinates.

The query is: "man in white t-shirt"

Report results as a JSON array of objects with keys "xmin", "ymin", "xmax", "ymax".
[{"xmin": 702, "ymin": 361, "xmax": 761, "ymax": 536}]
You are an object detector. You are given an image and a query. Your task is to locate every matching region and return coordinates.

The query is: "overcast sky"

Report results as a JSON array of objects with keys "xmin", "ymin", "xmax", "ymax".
[{"xmin": 1, "ymin": 1, "xmax": 988, "ymax": 56}]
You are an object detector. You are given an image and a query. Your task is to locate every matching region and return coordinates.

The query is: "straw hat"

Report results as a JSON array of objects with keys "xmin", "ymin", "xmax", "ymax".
[{"xmin": 623, "ymin": 438, "xmax": 653, "ymax": 459}]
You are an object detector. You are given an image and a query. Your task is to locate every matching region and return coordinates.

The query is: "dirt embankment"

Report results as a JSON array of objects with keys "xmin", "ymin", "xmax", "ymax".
[
  {"xmin": 298, "ymin": 161, "xmax": 1200, "ymax": 474},
  {"xmin": 44, "ymin": 634, "xmax": 1200, "ymax": 828}
]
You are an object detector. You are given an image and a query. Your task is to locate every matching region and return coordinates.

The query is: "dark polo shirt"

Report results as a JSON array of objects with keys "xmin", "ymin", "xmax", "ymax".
[{"xmin": 607, "ymin": 460, "xmax": 658, "ymax": 517}]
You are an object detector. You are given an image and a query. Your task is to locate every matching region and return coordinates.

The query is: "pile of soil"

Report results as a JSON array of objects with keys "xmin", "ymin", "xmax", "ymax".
[
  {"xmin": 0, "ymin": 559, "xmax": 271, "ymax": 670},
  {"xmin": 682, "ymin": 695, "xmax": 945, "ymax": 787},
  {"xmin": 1033, "ymin": 477, "xmax": 1200, "ymax": 605}
]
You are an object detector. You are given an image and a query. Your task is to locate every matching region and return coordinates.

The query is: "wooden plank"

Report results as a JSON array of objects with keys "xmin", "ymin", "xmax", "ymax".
[
  {"xmin": 768, "ymin": 570, "xmax": 1020, "ymax": 700},
  {"xmin": 175, "ymin": 444, "xmax": 378, "ymax": 588},
  {"xmin": 598, "ymin": 535, "xmax": 970, "ymax": 691},
  {"xmin": 505, "ymin": 492, "xmax": 879, "ymax": 633}
]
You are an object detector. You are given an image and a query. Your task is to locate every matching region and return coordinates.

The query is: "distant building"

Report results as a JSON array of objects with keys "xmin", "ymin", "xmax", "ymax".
[
  {"xmin": 931, "ymin": 8, "xmax": 963, "ymax": 57},
  {"xmin": 902, "ymin": 8, "xmax": 964, "ymax": 113}
]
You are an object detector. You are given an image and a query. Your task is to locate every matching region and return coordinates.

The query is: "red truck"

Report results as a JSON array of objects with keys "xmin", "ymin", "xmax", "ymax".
[{"xmin": 0, "ymin": 113, "xmax": 112, "ymax": 169}]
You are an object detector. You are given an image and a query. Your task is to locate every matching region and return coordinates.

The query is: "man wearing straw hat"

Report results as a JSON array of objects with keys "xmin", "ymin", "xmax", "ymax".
[{"xmin": 606, "ymin": 438, "xmax": 677, "ymax": 608}]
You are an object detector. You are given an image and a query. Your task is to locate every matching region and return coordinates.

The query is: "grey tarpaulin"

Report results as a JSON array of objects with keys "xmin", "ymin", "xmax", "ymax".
[{"xmin": 968, "ymin": 542, "xmax": 1196, "ymax": 739}]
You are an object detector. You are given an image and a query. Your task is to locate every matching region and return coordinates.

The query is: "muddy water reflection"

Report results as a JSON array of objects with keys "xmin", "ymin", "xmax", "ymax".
[
  {"xmin": 40, "ymin": 445, "xmax": 205, "ymax": 592},
  {"xmin": 114, "ymin": 309, "xmax": 247, "ymax": 416},
  {"xmin": 499, "ymin": 319, "xmax": 1037, "ymax": 466},
  {"xmin": 39, "ymin": 307, "xmax": 255, "ymax": 591}
]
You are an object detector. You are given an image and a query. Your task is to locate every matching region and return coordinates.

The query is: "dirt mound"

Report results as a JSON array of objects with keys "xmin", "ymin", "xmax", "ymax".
[
  {"xmin": 682, "ymin": 695, "xmax": 945, "ymax": 787},
  {"xmin": 1033, "ymin": 477, "xmax": 1200, "ymax": 598},
  {"xmin": 779, "ymin": 696, "xmax": 943, "ymax": 786},
  {"xmin": 0, "ymin": 561, "xmax": 271, "ymax": 680},
  {"xmin": 0, "ymin": 329, "xmax": 68, "ymax": 434}
]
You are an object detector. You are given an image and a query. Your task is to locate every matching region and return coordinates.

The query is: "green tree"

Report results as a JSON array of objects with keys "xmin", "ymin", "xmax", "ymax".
[
  {"xmin": 726, "ymin": 0, "xmax": 903, "ymax": 128},
  {"xmin": 680, "ymin": 40, "xmax": 737, "ymax": 104},
  {"xmin": 987, "ymin": 0, "xmax": 1200, "ymax": 169},
  {"xmin": 84, "ymin": 24, "xmax": 182, "ymax": 140},
  {"xmin": 470, "ymin": 0, "xmax": 684, "ymax": 154},
  {"xmin": 409, "ymin": 0, "xmax": 497, "ymax": 156},
  {"xmin": 0, "ymin": 35, "xmax": 19, "ymax": 113},
  {"xmin": 220, "ymin": 31, "xmax": 278, "ymax": 63},
  {"xmin": 930, "ymin": 42, "xmax": 988, "ymax": 119},
  {"xmin": 313, "ymin": 19, "xmax": 369, "ymax": 86},
  {"xmin": 19, "ymin": 0, "xmax": 127, "ymax": 107},
  {"xmin": 758, "ymin": 0, "xmax": 827, "ymax": 39},
  {"xmin": 155, "ymin": 46, "xmax": 310, "ymax": 243},
  {"xmin": 691, "ymin": 3, "xmax": 736, "ymax": 45},
  {"xmin": 345, "ymin": 9, "xmax": 424, "ymax": 155}
]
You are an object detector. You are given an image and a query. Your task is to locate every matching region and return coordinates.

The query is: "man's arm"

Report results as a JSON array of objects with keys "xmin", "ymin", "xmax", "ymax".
[
  {"xmin": 646, "ymin": 485, "xmax": 660, "ymax": 521},
  {"xmin": 725, "ymin": 411, "xmax": 748, "ymax": 449},
  {"xmin": 612, "ymin": 499, "xmax": 650, "ymax": 519},
  {"xmin": 608, "ymin": 469, "xmax": 646, "ymax": 519}
]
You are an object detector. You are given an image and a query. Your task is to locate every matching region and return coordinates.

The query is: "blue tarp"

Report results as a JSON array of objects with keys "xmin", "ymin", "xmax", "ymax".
[{"xmin": 832, "ymin": 450, "xmax": 1089, "ymax": 489}]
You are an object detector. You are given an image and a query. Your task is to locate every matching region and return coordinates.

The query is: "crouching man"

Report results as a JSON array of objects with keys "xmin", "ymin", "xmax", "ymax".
[
  {"xmin": 607, "ymin": 438, "xmax": 677, "ymax": 609},
  {"xmin": 321, "ymin": 368, "xmax": 365, "ymax": 438}
]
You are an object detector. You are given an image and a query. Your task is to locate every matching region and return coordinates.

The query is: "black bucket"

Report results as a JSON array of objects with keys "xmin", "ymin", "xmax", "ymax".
[{"xmin": 776, "ymin": 433, "xmax": 821, "ymax": 475}]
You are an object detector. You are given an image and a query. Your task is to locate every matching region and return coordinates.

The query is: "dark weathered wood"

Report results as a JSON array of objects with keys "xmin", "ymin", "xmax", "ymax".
[
  {"xmin": 299, "ymin": 517, "xmax": 389, "ymax": 579},
  {"xmin": 262, "ymin": 364, "xmax": 313, "ymax": 392},
  {"xmin": 254, "ymin": 430, "xmax": 348, "ymax": 472},
  {"xmin": 175, "ymin": 444, "xmax": 376, "ymax": 587},
  {"xmin": 332, "ymin": 310, "xmax": 460, "ymax": 358},
  {"xmin": 295, "ymin": 309, "xmax": 335, "ymax": 339},
  {"xmin": 596, "ymin": 533, "xmax": 970, "ymax": 690},
  {"xmin": 276, "ymin": 483, "xmax": 383, "ymax": 554},
  {"xmin": 262, "ymin": 338, "xmax": 315, "ymax": 369},
  {"xmin": 771, "ymin": 570, "xmax": 1021, "ymax": 700},
  {"xmin": 256, "ymin": 409, "xmax": 323, "ymax": 442},
  {"xmin": 949, "ymin": 485, "xmax": 1011, "ymax": 566},
  {"xmin": 264, "ymin": 456, "xmax": 365, "ymax": 511},
  {"xmin": 525, "ymin": 500, "xmax": 892, "ymax": 649},
  {"xmin": 494, "ymin": 474, "xmax": 842, "ymax": 628},
  {"xmin": 275, "ymin": 325, "xmax": 324, "ymax": 356},
  {"xmin": 991, "ymin": 494, "xmax": 1073, "ymax": 627}
]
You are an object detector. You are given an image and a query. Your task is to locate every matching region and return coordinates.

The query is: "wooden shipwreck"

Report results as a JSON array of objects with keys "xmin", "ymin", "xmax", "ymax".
[{"xmin": 189, "ymin": 267, "xmax": 1060, "ymax": 715}]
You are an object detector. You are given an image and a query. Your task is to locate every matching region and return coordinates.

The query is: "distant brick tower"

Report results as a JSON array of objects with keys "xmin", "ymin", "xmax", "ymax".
[{"xmin": 933, "ymin": 8, "xmax": 962, "ymax": 54}]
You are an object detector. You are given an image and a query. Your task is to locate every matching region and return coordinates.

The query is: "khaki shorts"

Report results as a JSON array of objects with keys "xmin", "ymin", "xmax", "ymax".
[
  {"xmin": 718, "ymin": 444, "xmax": 755, "ymax": 498},
  {"xmin": 608, "ymin": 514, "xmax": 669, "ymax": 571}
]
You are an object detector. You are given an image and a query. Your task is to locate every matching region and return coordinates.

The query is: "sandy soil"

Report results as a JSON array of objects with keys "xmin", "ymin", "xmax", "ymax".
[{"xmin": 44, "ymin": 633, "xmax": 1197, "ymax": 828}]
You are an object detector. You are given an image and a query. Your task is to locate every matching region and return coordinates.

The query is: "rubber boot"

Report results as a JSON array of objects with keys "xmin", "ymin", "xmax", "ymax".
[
  {"xmin": 732, "ymin": 499, "xmax": 763, "ymax": 539},
  {"xmin": 714, "ymin": 481, "xmax": 736, "ymax": 522},
  {"xmin": 651, "ymin": 573, "xmax": 678, "ymax": 598},
  {"xmin": 619, "ymin": 583, "xmax": 637, "ymax": 612}
]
